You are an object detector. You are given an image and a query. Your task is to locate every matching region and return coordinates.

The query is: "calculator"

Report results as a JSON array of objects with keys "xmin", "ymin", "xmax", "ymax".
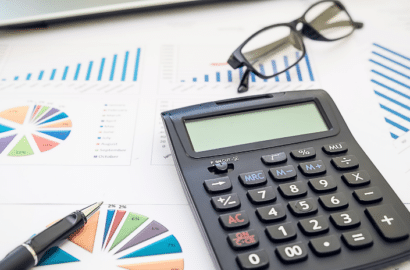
[{"xmin": 161, "ymin": 90, "xmax": 410, "ymax": 270}]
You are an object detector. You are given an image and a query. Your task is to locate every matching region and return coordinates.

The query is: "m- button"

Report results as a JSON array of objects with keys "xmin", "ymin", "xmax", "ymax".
[
  {"xmin": 219, "ymin": 211, "xmax": 250, "ymax": 230},
  {"xmin": 269, "ymin": 165, "xmax": 297, "ymax": 181}
]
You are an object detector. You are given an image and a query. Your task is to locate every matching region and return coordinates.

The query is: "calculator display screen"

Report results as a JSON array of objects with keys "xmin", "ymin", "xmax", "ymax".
[{"xmin": 185, "ymin": 102, "xmax": 329, "ymax": 152}]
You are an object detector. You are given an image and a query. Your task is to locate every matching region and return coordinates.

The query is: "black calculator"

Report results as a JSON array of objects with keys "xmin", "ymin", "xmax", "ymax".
[{"xmin": 161, "ymin": 90, "xmax": 410, "ymax": 270}]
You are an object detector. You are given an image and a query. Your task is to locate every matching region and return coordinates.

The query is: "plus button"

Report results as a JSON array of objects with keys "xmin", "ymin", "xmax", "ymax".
[{"xmin": 381, "ymin": 215, "xmax": 394, "ymax": 225}]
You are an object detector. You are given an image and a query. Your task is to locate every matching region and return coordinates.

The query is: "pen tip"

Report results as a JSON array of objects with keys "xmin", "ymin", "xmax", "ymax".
[{"xmin": 80, "ymin": 201, "xmax": 104, "ymax": 221}]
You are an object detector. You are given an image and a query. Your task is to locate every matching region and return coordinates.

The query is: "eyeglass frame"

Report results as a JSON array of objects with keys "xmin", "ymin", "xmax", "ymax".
[{"xmin": 227, "ymin": 0, "xmax": 363, "ymax": 92}]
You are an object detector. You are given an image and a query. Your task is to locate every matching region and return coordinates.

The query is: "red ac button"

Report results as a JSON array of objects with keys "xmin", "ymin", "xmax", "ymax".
[{"xmin": 219, "ymin": 211, "xmax": 250, "ymax": 230}]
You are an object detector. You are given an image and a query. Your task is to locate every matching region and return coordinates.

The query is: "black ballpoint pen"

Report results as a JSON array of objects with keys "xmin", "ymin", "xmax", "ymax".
[{"xmin": 0, "ymin": 202, "xmax": 103, "ymax": 270}]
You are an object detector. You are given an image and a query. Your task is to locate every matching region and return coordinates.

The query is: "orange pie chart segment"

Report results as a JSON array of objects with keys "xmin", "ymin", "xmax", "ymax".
[
  {"xmin": 39, "ymin": 119, "xmax": 73, "ymax": 129},
  {"xmin": 69, "ymin": 211, "xmax": 100, "ymax": 253},
  {"xmin": 119, "ymin": 259, "xmax": 184, "ymax": 270},
  {"xmin": 0, "ymin": 106, "xmax": 29, "ymax": 124}
]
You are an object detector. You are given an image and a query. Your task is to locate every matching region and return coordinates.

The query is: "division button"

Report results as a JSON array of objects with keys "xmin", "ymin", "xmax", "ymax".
[
  {"xmin": 204, "ymin": 176, "xmax": 232, "ymax": 194},
  {"xmin": 239, "ymin": 170, "xmax": 267, "ymax": 187},
  {"xmin": 256, "ymin": 204, "xmax": 286, "ymax": 223},
  {"xmin": 211, "ymin": 193, "xmax": 240, "ymax": 212},
  {"xmin": 219, "ymin": 211, "xmax": 250, "ymax": 230},
  {"xmin": 278, "ymin": 181, "xmax": 307, "ymax": 199},
  {"xmin": 236, "ymin": 249, "xmax": 269, "ymax": 270},
  {"xmin": 331, "ymin": 155, "xmax": 359, "ymax": 170},
  {"xmin": 298, "ymin": 215, "xmax": 329, "ymax": 236},
  {"xmin": 290, "ymin": 147, "xmax": 316, "ymax": 160},
  {"xmin": 288, "ymin": 198, "xmax": 318, "ymax": 217},
  {"xmin": 309, "ymin": 235, "xmax": 341, "ymax": 256},
  {"xmin": 308, "ymin": 176, "xmax": 337, "ymax": 193},
  {"xmin": 353, "ymin": 187, "xmax": 383, "ymax": 204},
  {"xmin": 330, "ymin": 210, "xmax": 361, "ymax": 229},
  {"xmin": 365, "ymin": 204, "xmax": 409, "ymax": 242},
  {"xmin": 276, "ymin": 242, "xmax": 308, "ymax": 263},
  {"xmin": 319, "ymin": 193, "xmax": 349, "ymax": 211},
  {"xmin": 247, "ymin": 186, "xmax": 276, "ymax": 204},
  {"xmin": 322, "ymin": 142, "xmax": 348, "ymax": 154},
  {"xmin": 228, "ymin": 229, "xmax": 259, "ymax": 250},
  {"xmin": 261, "ymin": 152, "xmax": 287, "ymax": 165},
  {"xmin": 266, "ymin": 222, "xmax": 297, "ymax": 243},
  {"xmin": 342, "ymin": 229, "xmax": 373, "ymax": 250},
  {"xmin": 298, "ymin": 160, "xmax": 326, "ymax": 176},
  {"xmin": 269, "ymin": 165, "xmax": 297, "ymax": 181},
  {"xmin": 342, "ymin": 170, "xmax": 371, "ymax": 187}
]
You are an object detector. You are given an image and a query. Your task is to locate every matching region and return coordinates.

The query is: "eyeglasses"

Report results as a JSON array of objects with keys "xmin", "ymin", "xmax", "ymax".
[{"xmin": 228, "ymin": 0, "xmax": 363, "ymax": 93}]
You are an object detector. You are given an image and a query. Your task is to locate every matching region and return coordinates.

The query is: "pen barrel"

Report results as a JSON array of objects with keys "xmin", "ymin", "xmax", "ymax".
[{"xmin": 0, "ymin": 245, "xmax": 36, "ymax": 270}]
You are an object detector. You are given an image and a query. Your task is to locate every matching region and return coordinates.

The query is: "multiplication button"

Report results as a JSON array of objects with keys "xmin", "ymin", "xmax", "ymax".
[
  {"xmin": 269, "ymin": 165, "xmax": 296, "ymax": 181},
  {"xmin": 211, "ymin": 193, "xmax": 240, "ymax": 211},
  {"xmin": 236, "ymin": 250, "xmax": 269, "ymax": 270},
  {"xmin": 261, "ymin": 152, "xmax": 287, "ymax": 165},
  {"xmin": 342, "ymin": 170, "xmax": 371, "ymax": 187}
]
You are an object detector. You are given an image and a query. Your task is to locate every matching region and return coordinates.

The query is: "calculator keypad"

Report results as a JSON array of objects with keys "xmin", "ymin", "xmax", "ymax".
[
  {"xmin": 290, "ymin": 147, "xmax": 316, "ymax": 160},
  {"xmin": 261, "ymin": 152, "xmax": 287, "ymax": 165},
  {"xmin": 331, "ymin": 155, "xmax": 359, "ymax": 170},
  {"xmin": 247, "ymin": 186, "xmax": 276, "ymax": 205},
  {"xmin": 212, "ymin": 194, "xmax": 241, "ymax": 211},
  {"xmin": 204, "ymin": 176, "xmax": 232, "ymax": 193},
  {"xmin": 239, "ymin": 171, "xmax": 267, "ymax": 187},
  {"xmin": 256, "ymin": 204, "xmax": 286, "ymax": 223},
  {"xmin": 228, "ymin": 229, "xmax": 259, "ymax": 250},
  {"xmin": 236, "ymin": 250, "xmax": 269, "ymax": 270},
  {"xmin": 330, "ymin": 211, "xmax": 361, "ymax": 229},
  {"xmin": 298, "ymin": 216, "xmax": 329, "ymax": 236},
  {"xmin": 266, "ymin": 222, "xmax": 297, "ymax": 243},
  {"xmin": 318, "ymin": 193, "xmax": 349, "ymax": 210},
  {"xmin": 269, "ymin": 165, "xmax": 297, "ymax": 181},
  {"xmin": 219, "ymin": 211, "xmax": 250, "ymax": 230},
  {"xmin": 309, "ymin": 235, "xmax": 341, "ymax": 256},
  {"xmin": 278, "ymin": 181, "xmax": 307, "ymax": 199},
  {"xmin": 322, "ymin": 142, "xmax": 348, "ymax": 154},
  {"xmin": 276, "ymin": 242, "xmax": 308, "ymax": 263},
  {"xmin": 288, "ymin": 198, "xmax": 318, "ymax": 217},
  {"xmin": 308, "ymin": 176, "xmax": 337, "ymax": 193},
  {"xmin": 353, "ymin": 187, "xmax": 383, "ymax": 204},
  {"xmin": 298, "ymin": 160, "xmax": 326, "ymax": 176},
  {"xmin": 342, "ymin": 229, "xmax": 373, "ymax": 250},
  {"xmin": 342, "ymin": 170, "xmax": 371, "ymax": 186}
]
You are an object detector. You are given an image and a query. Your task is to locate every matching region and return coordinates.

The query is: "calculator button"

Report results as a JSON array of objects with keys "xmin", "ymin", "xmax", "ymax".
[
  {"xmin": 269, "ymin": 165, "xmax": 297, "ymax": 181},
  {"xmin": 247, "ymin": 186, "xmax": 276, "ymax": 204},
  {"xmin": 204, "ymin": 176, "xmax": 232, "ymax": 194},
  {"xmin": 211, "ymin": 193, "xmax": 240, "ymax": 211},
  {"xmin": 342, "ymin": 170, "xmax": 371, "ymax": 187},
  {"xmin": 308, "ymin": 176, "xmax": 337, "ymax": 193},
  {"xmin": 298, "ymin": 160, "xmax": 326, "ymax": 176},
  {"xmin": 330, "ymin": 211, "xmax": 361, "ymax": 229},
  {"xmin": 219, "ymin": 211, "xmax": 250, "ymax": 230},
  {"xmin": 276, "ymin": 242, "xmax": 308, "ymax": 263},
  {"xmin": 309, "ymin": 235, "xmax": 341, "ymax": 256},
  {"xmin": 214, "ymin": 161, "xmax": 229, "ymax": 173},
  {"xmin": 256, "ymin": 204, "xmax": 286, "ymax": 223},
  {"xmin": 365, "ymin": 204, "xmax": 409, "ymax": 241},
  {"xmin": 342, "ymin": 229, "xmax": 373, "ymax": 250},
  {"xmin": 288, "ymin": 198, "xmax": 318, "ymax": 217},
  {"xmin": 319, "ymin": 193, "xmax": 349, "ymax": 211},
  {"xmin": 261, "ymin": 152, "xmax": 287, "ymax": 165},
  {"xmin": 331, "ymin": 155, "xmax": 359, "ymax": 170},
  {"xmin": 298, "ymin": 215, "xmax": 329, "ymax": 236},
  {"xmin": 290, "ymin": 147, "xmax": 316, "ymax": 160},
  {"xmin": 278, "ymin": 181, "xmax": 307, "ymax": 199},
  {"xmin": 353, "ymin": 187, "xmax": 383, "ymax": 204},
  {"xmin": 322, "ymin": 142, "xmax": 348, "ymax": 154},
  {"xmin": 266, "ymin": 222, "xmax": 297, "ymax": 243},
  {"xmin": 239, "ymin": 171, "xmax": 267, "ymax": 187},
  {"xmin": 236, "ymin": 249, "xmax": 269, "ymax": 270},
  {"xmin": 228, "ymin": 229, "xmax": 259, "ymax": 250}
]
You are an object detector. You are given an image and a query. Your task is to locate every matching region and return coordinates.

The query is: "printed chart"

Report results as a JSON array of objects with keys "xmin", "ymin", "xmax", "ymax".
[
  {"xmin": 369, "ymin": 43, "xmax": 410, "ymax": 140},
  {"xmin": 36, "ymin": 207, "xmax": 184, "ymax": 270},
  {"xmin": 159, "ymin": 44, "xmax": 319, "ymax": 95},
  {"xmin": 0, "ymin": 105, "xmax": 71, "ymax": 156},
  {"xmin": 0, "ymin": 96, "xmax": 138, "ymax": 165}
]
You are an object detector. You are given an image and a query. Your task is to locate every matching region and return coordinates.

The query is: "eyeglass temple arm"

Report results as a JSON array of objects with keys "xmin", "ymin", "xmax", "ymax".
[{"xmin": 238, "ymin": 69, "xmax": 251, "ymax": 93}]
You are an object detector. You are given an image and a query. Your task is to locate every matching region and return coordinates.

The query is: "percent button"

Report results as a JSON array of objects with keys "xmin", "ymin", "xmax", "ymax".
[{"xmin": 291, "ymin": 147, "xmax": 316, "ymax": 160}]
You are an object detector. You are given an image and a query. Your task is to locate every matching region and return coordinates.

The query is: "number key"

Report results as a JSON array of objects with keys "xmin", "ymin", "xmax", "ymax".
[
  {"xmin": 236, "ymin": 250, "xmax": 269, "ymax": 270},
  {"xmin": 330, "ymin": 210, "xmax": 361, "ymax": 229},
  {"xmin": 309, "ymin": 235, "xmax": 341, "ymax": 256},
  {"xmin": 308, "ymin": 176, "xmax": 337, "ymax": 193},
  {"xmin": 319, "ymin": 193, "xmax": 349, "ymax": 211},
  {"xmin": 278, "ymin": 181, "xmax": 307, "ymax": 199},
  {"xmin": 288, "ymin": 198, "xmax": 318, "ymax": 217},
  {"xmin": 256, "ymin": 204, "xmax": 286, "ymax": 223},
  {"xmin": 266, "ymin": 222, "xmax": 297, "ymax": 243},
  {"xmin": 276, "ymin": 242, "xmax": 308, "ymax": 263},
  {"xmin": 247, "ymin": 186, "xmax": 276, "ymax": 204},
  {"xmin": 298, "ymin": 215, "xmax": 329, "ymax": 236}
]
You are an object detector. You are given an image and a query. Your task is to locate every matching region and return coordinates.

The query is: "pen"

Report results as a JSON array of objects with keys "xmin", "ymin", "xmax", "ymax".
[{"xmin": 0, "ymin": 202, "xmax": 103, "ymax": 270}]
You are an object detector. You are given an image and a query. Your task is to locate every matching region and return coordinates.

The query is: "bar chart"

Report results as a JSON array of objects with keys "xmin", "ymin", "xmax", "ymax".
[{"xmin": 369, "ymin": 43, "xmax": 410, "ymax": 140}]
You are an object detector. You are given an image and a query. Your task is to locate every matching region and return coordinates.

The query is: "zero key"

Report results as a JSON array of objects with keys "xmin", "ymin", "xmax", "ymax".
[
  {"xmin": 365, "ymin": 204, "xmax": 409, "ymax": 242},
  {"xmin": 236, "ymin": 249, "xmax": 269, "ymax": 270}
]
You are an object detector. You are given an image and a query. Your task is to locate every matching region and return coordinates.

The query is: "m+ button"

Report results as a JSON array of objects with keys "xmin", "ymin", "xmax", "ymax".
[{"xmin": 298, "ymin": 160, "xmax": 326, "ymax": 176}]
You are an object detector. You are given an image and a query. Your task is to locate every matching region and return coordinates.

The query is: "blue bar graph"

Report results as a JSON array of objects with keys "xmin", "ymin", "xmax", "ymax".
[
  {"xmin": 26, "ymin": 73, "xmax": 32, "ymax": 80},
  {"xmin": 259, "ymin": 64, "xmax": 268, "ymax": 82},
  {"xmin": 110, "ymin": 54, "xmax": 117, "ymax": 81},
  {"xmin": 86, "ymin": 61, "xmax": 93, "ymax": 81},
  {"xmin": 121, "ymin": 51, "xmax": 129, "ymax": 81},
  {"xmin": 133, "ymin": 48, "xmax": 141, "ymax": 82},
  {"xmin": 239, "ymin": 67, "xmax": 244, "ymax": 79},
  {"xmin": 271, "ymin": 60, "xmax": 279, "ymax": 82},
  {"xmin": 50, "ymin": 69, "xmax": 56, "ymax": 80},
  {"xmin": 38, "ymin": 71, "xmax": 44, "ymax": 80},
  {"xmin": 193, "ymin": 77, "xmax": 197, "ymax": 82},
  {"xmin": 228, "ymin": 71, "xmax": 232, "ymax": 82},
  {"xmin": 251, "ymin": 72, "xmax": 256, "ymax": 82},
  {"xmin": 14, "ymin": 76, "xmax": 18, "ymax": 81},
  {"xmin": 295, "ymin": 52, "xmax": 302, "ymax": 81},
  {"xmin": 98, "ymin": 58, "xmax": 105, "ymax": 81},
  {"xmin": 62, "ymin": 66, "xmax": 68, "ymax": 81},
  {"xmin": 74, "ymin": 64, "xmax": 81, "ymax": 81},
  {"xmin": 205, "ymin": 75, "xmax": 209, "ymax": 82},
  {"xmin": 216, "ymin": 72, "xmax": 220, "ymax": 82},
  {"xmin": 305, "ymin": 53, "xmax": 314, "ymax": 81},
  {"xmin": 284, "ymin": 56, "xmax": 291, "ymax": 82}
]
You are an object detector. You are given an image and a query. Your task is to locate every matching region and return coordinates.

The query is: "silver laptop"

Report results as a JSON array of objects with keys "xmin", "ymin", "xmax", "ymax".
[{"xmin": 0, "ymin": 0, "xmax": 212, "ymax": 28}]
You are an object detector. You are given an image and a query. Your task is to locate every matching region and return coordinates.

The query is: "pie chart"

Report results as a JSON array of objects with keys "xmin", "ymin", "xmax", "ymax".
[
  {"xmin": 36, "ymin": 209, "xmax": 184, "ymax": 269},
  {"xmin": 0, "ymin": 105, "xmax": 72, "ymax": 156}
]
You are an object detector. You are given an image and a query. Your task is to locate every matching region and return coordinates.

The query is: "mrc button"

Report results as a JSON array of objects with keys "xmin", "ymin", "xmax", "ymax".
[
  {"xmin": 239, "ymin": 170, "xmax": 267, "ymax": 187},
  {"xmin": 219, "ymin": 211, "xmax": 250, "ymax": 230}
]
